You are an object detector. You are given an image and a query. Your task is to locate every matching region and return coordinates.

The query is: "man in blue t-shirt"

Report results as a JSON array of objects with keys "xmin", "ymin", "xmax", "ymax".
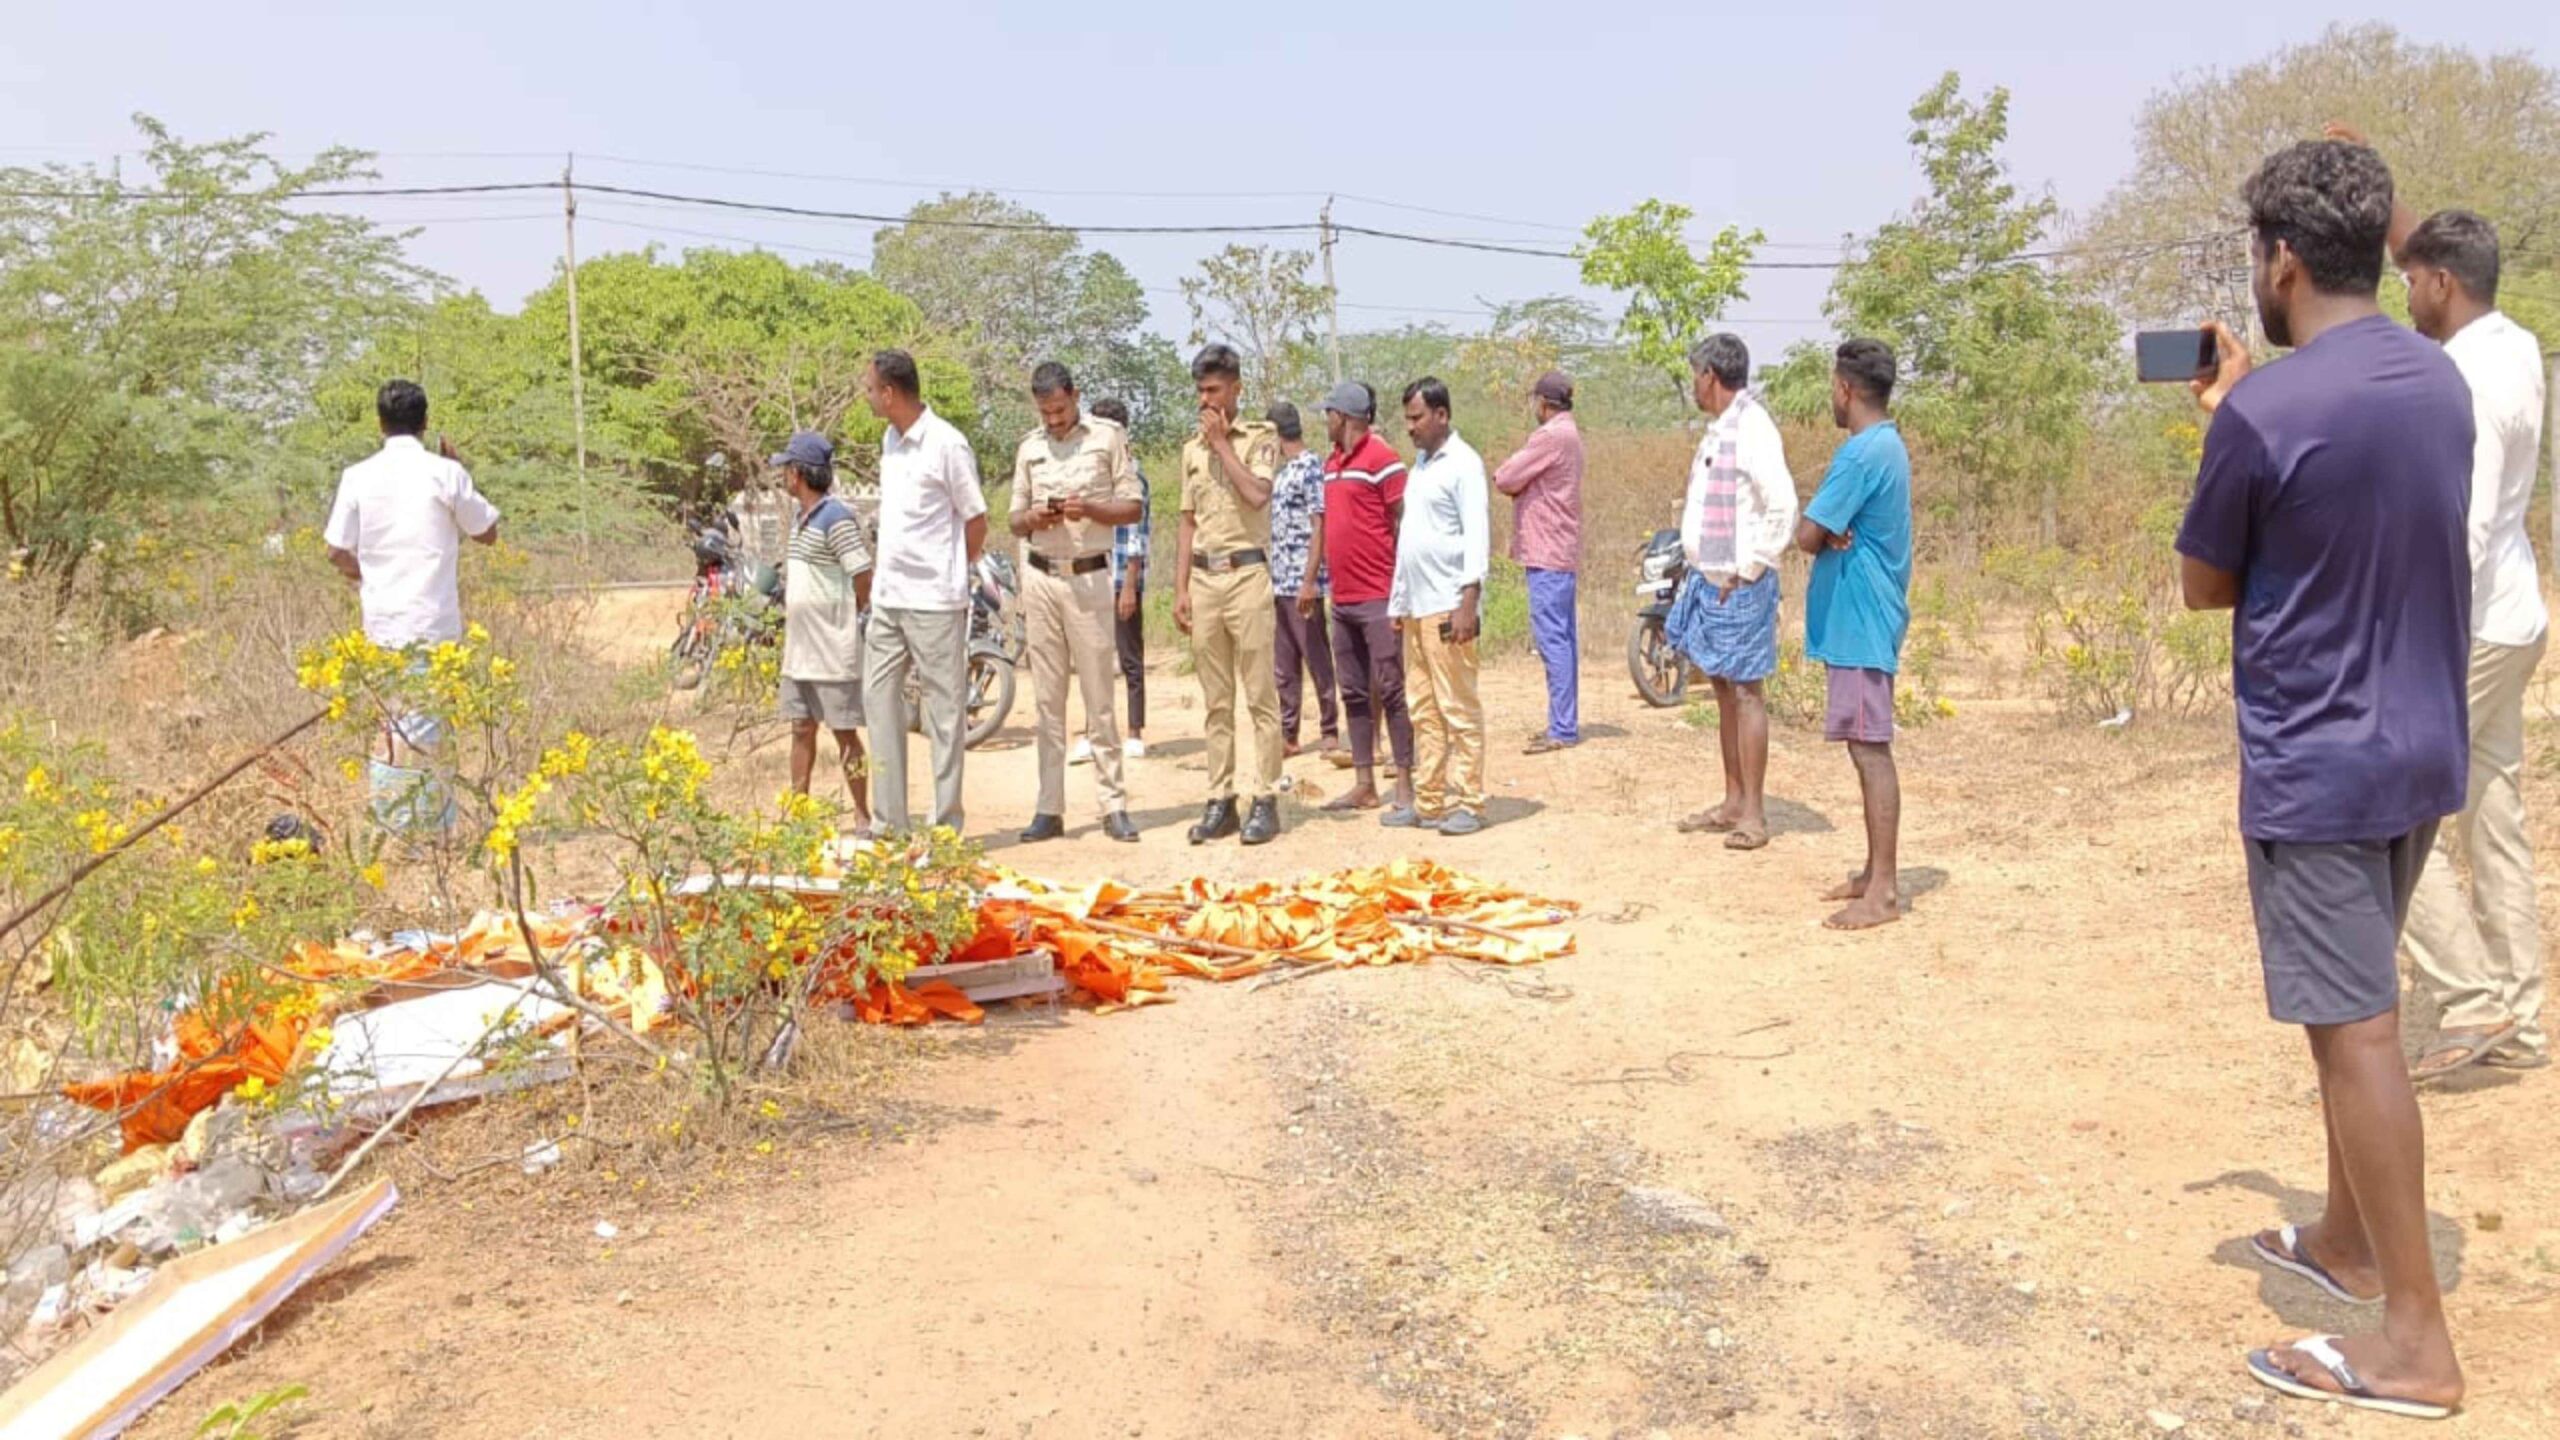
[
  {"xmin": 2177, "ymin": 141, "xmax": 2471, "ymax": 1421},
  {"xmin": 1794, "ymin": 338, "xmax": 1913, "ymax": 931}
]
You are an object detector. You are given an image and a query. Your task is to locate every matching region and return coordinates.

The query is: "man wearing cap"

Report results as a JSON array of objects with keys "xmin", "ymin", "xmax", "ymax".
[
  {"xmin": 1175, "ymin": 343, "xmax": 1285, "ymax": 846},
  {"xmin": 1301, "ymin": 380, "xmax": 1415, "ymax": 816},
  {"xmin": 861, "ymin": 347, "xmax": 989, "ymax": 836},
  {"xmin": 1390, "ymin": 376, "xmax": 1492, "ymax": 835},
  {"xmin": 1010, "ymin": 362, "xmax": 1144, "ymax": 844},
  {"xmin": 773, "ymin": 431, "xmax": 874, "ymax": 834},
  {"xmin": 1266, "ymin": 400, "xmax": 1343, "ymax": 760},
  {"xmin": 1493, "ymin": 370, "xmax": 1585, "ymax": 753}
]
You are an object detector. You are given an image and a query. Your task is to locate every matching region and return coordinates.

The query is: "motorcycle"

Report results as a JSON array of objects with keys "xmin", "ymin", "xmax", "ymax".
[
  {"xmin": 1627, "ymin": 527, "xmax": 1692, "ymax": 707},
  {"xmin": 904, "ymin": 551, "xmax": 1021, "ymax": 748},
  {"xmin": 669, "ymin": 513, "xmax": 763, "ymax": 690}
]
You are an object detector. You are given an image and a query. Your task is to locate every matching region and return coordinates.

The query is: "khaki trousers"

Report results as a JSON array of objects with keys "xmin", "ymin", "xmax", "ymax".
[
  {"xmin": 1403, "ymin": 613, "xmax": 1484, "ymax": 818},
  {"xmin": 863, "ymin": 606, "xmax": 968, "ymax": 833},
  {"xmin": 2403, "ymin": 632, "xmax": 2547, "ymax": 1056},
  {"xmin": 1025, "ymin": 563, "xmax": 1126, "ymax": 819},
  {"xmin": 1191, "ymin": 565, "xmax": 1282, "ymax": 801}
]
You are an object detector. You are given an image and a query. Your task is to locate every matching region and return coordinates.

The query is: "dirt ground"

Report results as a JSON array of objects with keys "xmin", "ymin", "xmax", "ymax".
[{"xmin": 132, "ymin": 584, "xmax": 2560, "ymax": 1440}]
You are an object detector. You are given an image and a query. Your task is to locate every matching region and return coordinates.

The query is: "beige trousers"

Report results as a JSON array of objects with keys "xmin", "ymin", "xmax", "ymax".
[
  {"xmin": 1190, "ymin": 566, "xmax": 1282, "ymax": 801},
  {"xmin": 862, "ymin": 606, "xmax": 968, "ymax": 833},
  {"xmin": 1024, "ymin": 564, "xmax": 1126, "ymax": 819},
  {"xmin": 1403, "ymin": 613, "xmax": 1484, "ymax": 818},
  {"xmin": 2402, "ymin": 632, "xmax": 2547, "ymax": 1056}
]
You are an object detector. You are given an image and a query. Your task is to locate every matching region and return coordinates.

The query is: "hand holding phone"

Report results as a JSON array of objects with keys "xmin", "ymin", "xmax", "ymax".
[{"xmin": 2135, "ymin": 329, "xmax": 2219, "ymax": 384}]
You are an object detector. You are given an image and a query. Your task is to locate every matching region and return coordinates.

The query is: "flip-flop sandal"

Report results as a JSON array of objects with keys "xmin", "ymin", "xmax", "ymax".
[
  {"xmin": 2411, "ymin": 1024, "xmax": 2520, "ymax": 1082},
  {"xmin": 2479, "ymin": 1048, "xmax": 2550, "ymax": 1070},
  {"xmin": 2248, "ymin": 1224, "xmax": 2380, "ymax": 1305},
  {"xmin": 2245, "ymin": 1335, "xmax": 2455, "ymax": 1419},
  {"xmin": 1676, "ymin": 811, "xmax": 1737, "ymax": 834},
  {"xmin": 1723, "ymin": 826, "xmax": 1769, "ymax": 851}
]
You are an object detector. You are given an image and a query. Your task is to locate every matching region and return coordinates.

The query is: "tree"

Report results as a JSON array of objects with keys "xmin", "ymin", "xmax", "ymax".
[
  {"xmin": 0, "ymin": 118, "xmax": 430, "ymax": 568},
  {"xmin": 871, "ymin": 193, "xmax": 1157, "ymax": 449},
  {"xmin": 1576, "ymin": 200, "xmax": 1761, "ymax": 401},
  {"xmin": 1178, "ymin": 245, "xmax": 1331, "ymax": 402},
  {"xmin": 2083, "ymin": 24, "xmax": 2560, "ymax": 343},
  {"xmin": 1775, "ymin": 73, "xmax": 2114, "ymax": 548}
]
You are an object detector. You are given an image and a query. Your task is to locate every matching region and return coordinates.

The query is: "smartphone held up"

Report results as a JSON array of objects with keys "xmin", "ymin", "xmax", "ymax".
[{"xmin": 2134, "ymin": 328, "xmax": 2219, "ymax": 384}]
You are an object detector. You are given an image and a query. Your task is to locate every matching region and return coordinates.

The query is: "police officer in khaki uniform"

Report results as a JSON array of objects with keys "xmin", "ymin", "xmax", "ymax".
[
  {"xmin": 1010, "ymin": 362, "xmax": 1145, "ymax": 843},
  {"xmin": 1174, "ymin": 343, "xmax": 1285, "ymax": 845}
]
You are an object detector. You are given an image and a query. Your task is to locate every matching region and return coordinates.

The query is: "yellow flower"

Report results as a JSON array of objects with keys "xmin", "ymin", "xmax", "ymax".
[
  {"xmin": 195, "ymin": 855, "xmax": 218, "ymax": 875},
  {"xmin": 466, "ymin": 621, "xmax": 491, "ymax": 646},
  {"xmin": 231, "ymin": 895, "xmax": 261, "ymax": 930},
  {"xmin": 754, "ymin": 1140, "xmax": 774, "ymax": 1156},
  {"xmin": 361, "ymin": 861, "xmax": 387, "ymax": 890},
  {"xmin": 235, "ymin": 1075, "xmax": 268, "ymax": 1101},
  {"xmin": 340, "ymin": 757, "xmax": 364, "ymax": 782},
  {"xmin": 758, "ymin": 1099, "xmax": 782, "ymax": 1120}
]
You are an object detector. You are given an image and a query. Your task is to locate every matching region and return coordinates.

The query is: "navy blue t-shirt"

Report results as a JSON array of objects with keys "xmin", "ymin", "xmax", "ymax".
[{"xmin": 2174, "ymin": 313, "xmax": 2472, "ymax": 843}]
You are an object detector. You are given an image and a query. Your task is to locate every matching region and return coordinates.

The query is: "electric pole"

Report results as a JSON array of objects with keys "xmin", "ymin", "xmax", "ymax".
[
  {"xmin": 1320, "ymin": 197, "xmax": 1343, "ymax": 384},
  {"xmin": 562, "ymin": 154, "xmax": 591, "ymax": 559}
]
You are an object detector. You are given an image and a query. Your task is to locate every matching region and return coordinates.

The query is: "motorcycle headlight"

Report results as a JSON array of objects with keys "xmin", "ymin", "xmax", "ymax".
[{"xmin": 1641, "ymin": 551, "xmax": 1679, "ymax": 581}]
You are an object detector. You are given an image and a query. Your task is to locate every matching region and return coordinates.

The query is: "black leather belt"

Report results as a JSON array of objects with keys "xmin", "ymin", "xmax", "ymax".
[
  {"xmin": 1192, "ymin": 548, "xmax": 1267, "ymax": 574},
  {"xmin": 1028, "ymin": 552, "xmax": 1110, "ymax": 577}
]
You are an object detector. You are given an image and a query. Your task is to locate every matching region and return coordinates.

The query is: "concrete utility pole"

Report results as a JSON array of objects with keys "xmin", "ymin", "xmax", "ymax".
[
  {"xmin": 562, "ymin": 154, "xmax": 591, "ymax": 559},
  {"xmin": 1320, "ymin": 197, "xmax": 1343, "ymax": 384}
]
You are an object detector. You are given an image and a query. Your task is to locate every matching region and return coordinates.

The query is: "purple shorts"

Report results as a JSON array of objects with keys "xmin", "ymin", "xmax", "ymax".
[{"xmin": 1823, "ymin": 665, "xmax": 1895, "ymax": 744}]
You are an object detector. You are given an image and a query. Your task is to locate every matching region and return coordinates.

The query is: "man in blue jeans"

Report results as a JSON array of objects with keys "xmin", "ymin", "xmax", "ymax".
[
  {"xmin": 1494, "ymin": 371, "xmax": 1584, "ymax": 753},
  {"xmin": 2178, "ymin": 140, "xmax": 2471, "ymax": 1421},
  {"xmin": 1795, "ymin": 339, "xmax": 1912, "ymax": 931}
]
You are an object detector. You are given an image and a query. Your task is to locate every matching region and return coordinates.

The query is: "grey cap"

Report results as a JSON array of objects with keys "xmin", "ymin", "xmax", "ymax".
[
  {"xmin": 1320, "ymin": 380, "xmax": 1375, "ymax": 420},
  {"xmin": 769, "ymin": 430, "xmax": 833, "ymax": 472}
]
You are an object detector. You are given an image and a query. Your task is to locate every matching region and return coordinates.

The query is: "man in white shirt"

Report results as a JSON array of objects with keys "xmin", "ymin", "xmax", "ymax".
[
  {"xmin": 2396, "ymin": 208, "xmax": 2549, "ymax": 1080},
  {"xmin": 1386, "ymin": 377, "xmax": 1490, "ymax": 836},
  {"xmin": 323, "ymin": 379, "xmax": 501, "ymax": 648},
  {"xmin": 860, "ymin": 348, "xmax": 989, "ymax": 836},
  {"xmin": 1669, "ymin": 335, "xmax": 1798, "ymax": 852}
]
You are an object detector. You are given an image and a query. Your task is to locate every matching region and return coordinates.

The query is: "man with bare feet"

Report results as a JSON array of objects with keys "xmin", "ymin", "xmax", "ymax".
[
  {"xmin": 1794, "ymin": 339, "xmax": 1910, "ymax": 929},
  {"xmin": 2178, "ymin": 140, "xmax": 2472, "ymax": 1421},
  {"xmin": 1302, "ymin": 381, "xmax": 1416, "ymax": 819},
  {"xmin": 1669, "ymin": 334, "xmax": 1795, "ymax": 852}
]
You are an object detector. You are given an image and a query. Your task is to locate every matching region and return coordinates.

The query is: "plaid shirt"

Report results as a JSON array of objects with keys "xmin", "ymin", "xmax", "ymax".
[
  {"xmin": 1109, "ymin": 461, "xmax": 1151, "ymax": 589},
  {"xmin": 1268, "ymin": 450, "xmax": 1329, "ymax": 594}
]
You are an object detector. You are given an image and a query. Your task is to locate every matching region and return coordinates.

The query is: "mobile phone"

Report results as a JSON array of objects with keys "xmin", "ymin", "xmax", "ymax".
[
  {"xmin": 1046, "ymin": 496, "xmax": 1065, "ymax": 514},
  {"xmin": 1438, "ymin": 620, "xmax": 1455, "ymax": 642},
  {"xmin": 2135, "ymin": 328, "xmax": 2217, "ymax": 384}
]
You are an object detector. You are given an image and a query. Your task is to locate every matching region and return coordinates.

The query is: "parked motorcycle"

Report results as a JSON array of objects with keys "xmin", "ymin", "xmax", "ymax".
[
  {"xmin": 904, "ymin": 551, "xmax": 1021, "ymax": 748},
  {"xmin": 670, "ymin": 513, "xmax": 762, "ymax": 690},
  {"xmin": 1627, "ymin": 527, "xmax": 1692, "ymax": 707}
]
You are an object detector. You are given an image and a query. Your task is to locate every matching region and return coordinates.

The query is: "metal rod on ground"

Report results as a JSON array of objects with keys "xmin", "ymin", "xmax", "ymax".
[
  {"xmin": 563, "ymin": 152, "xmax": 590, "ymax": 565},
  {"xmin": 0, "ymin": 708, "xmax": 330, "ymax": 956}
]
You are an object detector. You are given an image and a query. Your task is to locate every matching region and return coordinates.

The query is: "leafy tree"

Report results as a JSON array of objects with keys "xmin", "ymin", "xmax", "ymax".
[
  {"xmin": 1178, "ymin": 245, "xmax": 1331, "ymax": 402},
  {"xmin": 2083, "ymin": 24, "xmax": 2560, "ymax": 344},
  {"xmin": 0, "ymin": 119, "xmax": 429, "ymax": 569},
  {"xmin": 1576, "ymin": 200, "xmax": 1761, "ymax": 400},
  {"xmin": 871, "ymin": 193, "xmax": 1156, "ymax": 449},
  {"xmin": 1772, "ymin": 74, "xmax": 2114, "ymax": 547}
]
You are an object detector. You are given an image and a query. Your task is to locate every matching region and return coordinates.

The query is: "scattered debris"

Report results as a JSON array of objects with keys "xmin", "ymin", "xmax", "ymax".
[{"xmin": 1619, "ymin": 1185, "xmax": 1731, "ymax": 1237}]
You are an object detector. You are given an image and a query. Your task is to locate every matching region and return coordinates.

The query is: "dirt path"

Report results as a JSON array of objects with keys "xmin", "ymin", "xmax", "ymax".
[{"xmin": 140, "ymin": 606, "xmax": 2560, "ymax": 1439}]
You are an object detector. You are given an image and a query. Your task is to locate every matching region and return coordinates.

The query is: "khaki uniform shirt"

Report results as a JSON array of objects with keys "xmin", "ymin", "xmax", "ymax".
[
  {"xmin": 1180, "ymin": 416, "xmax": 1280, "ymax": 557},
  {"xmin": 1011, "ymin": 414, "xmax": 1142, "ymax": 562}
]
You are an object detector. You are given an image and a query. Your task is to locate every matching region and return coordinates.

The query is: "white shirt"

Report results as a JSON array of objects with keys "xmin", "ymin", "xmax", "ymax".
[
  {"xmin": 2443, "ymin": 311, "xmax": 2549, "ymax": 647},
  {"xmin": 872, "ymin": 407, "xmax": 988, "ymax": 612},
  {"xmin": 1389, "ymin": 432, "xmax": 1490, "ymax": 620},
  {"xmin": 1680, "ymin": 392, "xmax": 1798, "ymax": 586},
  {"xmin": 322, "ymin": 435, "xmax": 500, "ymax": 648}
]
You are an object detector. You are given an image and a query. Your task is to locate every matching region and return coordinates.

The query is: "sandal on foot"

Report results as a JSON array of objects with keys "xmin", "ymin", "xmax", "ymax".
[
  {"xmin": 2244, "ymin": 1336, "xmax": 2455, "ymax": 1420},
  {"xmin": 2479, "ymin": 1046, "xmax": 2550, "ymax": 1070},
  {"xmin": 1723, "ymin": 825, "xmax": 1769, "ymax": 851},
  {"xmin": 2412, "ymin": 1024, "xmax": 2520, "ymax": 1082},
  {"xmin": 2249, "ymin": 1224, "xmax": 2380, "ymax": 1305},
  {"xmin": 1676, "ymin": 809, "xmax": 1736, "ymax": 835}
]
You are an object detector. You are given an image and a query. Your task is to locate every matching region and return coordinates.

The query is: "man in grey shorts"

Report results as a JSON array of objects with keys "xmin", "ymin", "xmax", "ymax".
[
  {"xmin": 2176, "ymin": 140, "xmax": 2472, "ymax": 1419},
  {"xmin": 773, "ymin": 431, "xmax": 874, "ymax": 833}
]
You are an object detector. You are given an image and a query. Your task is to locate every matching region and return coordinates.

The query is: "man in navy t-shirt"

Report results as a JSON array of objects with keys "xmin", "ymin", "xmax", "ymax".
[{"xmin": 2176, "ymin": 139, "xmax": 2470, "ymax": 1420}]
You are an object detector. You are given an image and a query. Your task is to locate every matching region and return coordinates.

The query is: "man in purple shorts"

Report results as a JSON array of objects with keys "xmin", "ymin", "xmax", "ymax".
[{"xmin": 1794, "ymin": 339, "xmax": 1911, "ymax": 930}]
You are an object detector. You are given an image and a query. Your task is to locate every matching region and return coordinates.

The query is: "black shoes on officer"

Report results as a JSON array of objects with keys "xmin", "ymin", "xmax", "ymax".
[
  {"xmin": 1240, "ymin": 796, "xmax": 1280, "ymax": 846},
  {"xmin": 1018, "ymin": 814, "xmax": 1065, "ymax": 844},
  {"xmin": 1102, "ymin": 811, "xmax": 1140, "ymax": 844},
  {"xmin": 1187, "ymin": 798, "xmax": 1239, "ymax": 845}
]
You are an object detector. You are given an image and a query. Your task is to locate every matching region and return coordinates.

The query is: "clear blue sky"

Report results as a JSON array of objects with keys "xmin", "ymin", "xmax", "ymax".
[{"xmin": 2, "ymin": 5, "xmax": 2546, "ymax": 355}]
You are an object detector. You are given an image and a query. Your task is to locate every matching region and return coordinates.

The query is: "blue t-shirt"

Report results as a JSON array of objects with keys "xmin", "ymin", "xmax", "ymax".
[
  {"xmin": 2174, "ymin": 313, "xmax": 2471, "ymax": 843},
  {"xmin": 1802, "ymin": 421, "xmax": 1914, "ymax": 673}
]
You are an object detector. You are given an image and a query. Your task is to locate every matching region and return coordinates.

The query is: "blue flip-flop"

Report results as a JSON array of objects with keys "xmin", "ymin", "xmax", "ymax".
[
  {"xmin": 2246, "ymin": 1335, "xmax": 2455, "ymax": 1420},
  {"xmin": 2249, "ymin": 1224, "xmax": 2380, "ymax": 1306}
]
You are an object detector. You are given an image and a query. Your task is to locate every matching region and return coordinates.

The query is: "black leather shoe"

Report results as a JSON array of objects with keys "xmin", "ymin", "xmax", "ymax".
[
  {"xmin": 1018, "ymin": 813, "xmax": 1066, "ymax": 844},
  {"xmin": 1102, "ymin": 811, "xmax": 1140, "ymax": 843},
  {"xmin": 1187, "ymin": 798, "xmax": 1240, "ymax": 845},
  {"xmin": 1239, "ymin": 795, "xmax": 1281, "ymax": 846}
]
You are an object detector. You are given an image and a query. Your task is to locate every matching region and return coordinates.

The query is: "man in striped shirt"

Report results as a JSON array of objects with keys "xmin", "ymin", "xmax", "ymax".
[{"xmin": 773, "ymin": 431, "xmax": 874, "ymax": 832}]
